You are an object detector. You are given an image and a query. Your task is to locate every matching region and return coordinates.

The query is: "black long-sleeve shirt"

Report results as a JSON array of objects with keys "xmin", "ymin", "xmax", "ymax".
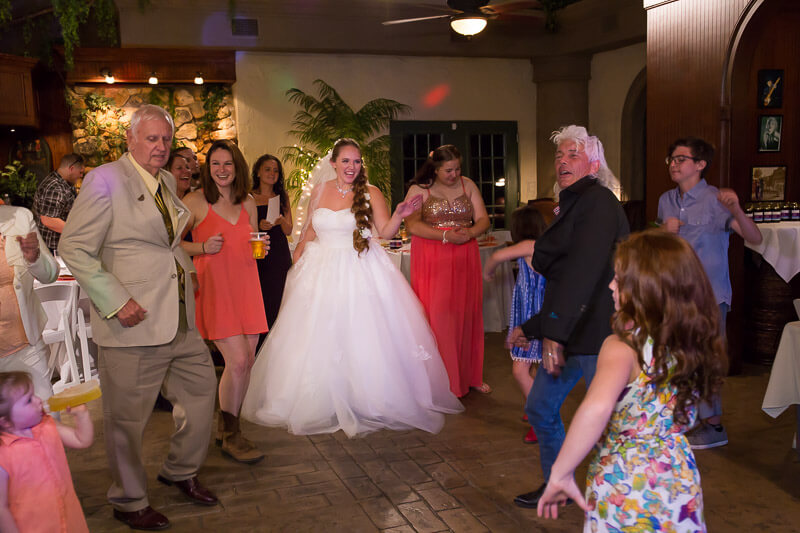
[{"xmin": 521, "ymin": 176, "xmax": 629, "ymax": 356}]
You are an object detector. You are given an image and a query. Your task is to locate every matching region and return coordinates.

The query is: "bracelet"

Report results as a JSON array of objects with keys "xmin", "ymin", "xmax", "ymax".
[
  {"xmin": 442, "ymin": 230, "xmax": 448, "ymax": 244},
  {"xmin": 201, "ymin": 241, "xmax": 206, "ymax": 253}
]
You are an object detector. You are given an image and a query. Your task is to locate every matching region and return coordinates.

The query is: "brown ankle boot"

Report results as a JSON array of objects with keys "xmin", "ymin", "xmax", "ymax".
[
  {"xmin": 215, "ymin": 412, "xmax": 228, "ymax": 446},
  {"xmin": 219, "ymin": 410, "xmax": 264, "ymax": 464}
]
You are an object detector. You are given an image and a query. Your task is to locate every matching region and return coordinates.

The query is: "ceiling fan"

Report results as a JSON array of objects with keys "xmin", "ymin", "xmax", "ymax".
[{"xmin": 382, "ymin": 0, "xmax": 544, "ymax": 37}]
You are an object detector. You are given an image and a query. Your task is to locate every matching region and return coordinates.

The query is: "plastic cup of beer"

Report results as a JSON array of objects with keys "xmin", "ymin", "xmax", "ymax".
[
  {"xmin": 47, "ymin": 380, "xmax": 102, "ymax": 412},
  {"xmin": 249, "ymin": 232, "xmax": 267, "ymax": 259}
]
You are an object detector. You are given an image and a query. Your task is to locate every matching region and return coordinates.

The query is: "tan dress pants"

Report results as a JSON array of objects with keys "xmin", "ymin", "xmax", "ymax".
[{"xmin": 99, "ymin": 324, "xmax": 216, "ymax": 512}]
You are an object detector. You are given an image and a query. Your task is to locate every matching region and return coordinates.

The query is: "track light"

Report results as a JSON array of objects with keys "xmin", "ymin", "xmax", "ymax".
[
  {"xmin": 100, "ymin": 67, "xmax": 114, "ymax": 84},
  {"xmin": 450, "ymin": 16, "xmax": 487, "ymax": 36},
  {"xmin": 148, "ymin": 72, "xmax": 158, "ymax": 85},
  {"xmin": 194, "ymin": 72, "xmax": 204, "ymax": 85}
]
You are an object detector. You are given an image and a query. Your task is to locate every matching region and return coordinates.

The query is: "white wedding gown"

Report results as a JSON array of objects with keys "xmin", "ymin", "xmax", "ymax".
[{"xmin": 241, "ymin": 208, "xmax": 463, "ymax": 437}]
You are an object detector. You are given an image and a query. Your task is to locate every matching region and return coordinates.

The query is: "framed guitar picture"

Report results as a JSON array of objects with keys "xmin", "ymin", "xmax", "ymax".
[{"xmin": 758, "ymin": 69, "xmax": 783, "ymax": 108}]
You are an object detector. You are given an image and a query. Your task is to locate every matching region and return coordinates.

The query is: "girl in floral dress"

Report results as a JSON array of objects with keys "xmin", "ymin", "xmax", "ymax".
[{"xmin": 536, "ymin": 230, "xmax": 727, "ymax": 532}]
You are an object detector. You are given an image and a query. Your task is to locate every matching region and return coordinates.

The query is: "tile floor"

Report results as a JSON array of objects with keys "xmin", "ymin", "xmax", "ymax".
[{"xmin": 67, "ymin": 333, "xmax": 800, "ymax": 532}]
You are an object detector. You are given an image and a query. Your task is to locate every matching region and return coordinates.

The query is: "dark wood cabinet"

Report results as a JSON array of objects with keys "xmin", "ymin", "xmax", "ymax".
[{"xmin": 0, "ymin": 53, "xmax": 39, "ymax": 127}]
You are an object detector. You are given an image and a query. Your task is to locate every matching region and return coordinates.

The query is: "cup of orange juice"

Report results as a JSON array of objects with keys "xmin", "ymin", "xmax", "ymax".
[{"xmin": 249, "ymin": 232, "xmax": 268, "ymax": 259}]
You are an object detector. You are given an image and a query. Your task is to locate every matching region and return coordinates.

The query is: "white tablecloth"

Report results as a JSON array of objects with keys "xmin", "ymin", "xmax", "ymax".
[
  {"xmin": 385, "ymin": 241, "xmax": 514, "ymax": 333},
  {"xmin": 763, "ymin": 321, "xmax": 800, "ymax": 418},
  {"xmin": 746, "ymin": 221, "xmax": 800, "ymax": 282}
]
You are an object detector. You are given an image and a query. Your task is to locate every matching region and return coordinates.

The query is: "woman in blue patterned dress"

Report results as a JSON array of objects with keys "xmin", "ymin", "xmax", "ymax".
[
  {"xmin": 536, "ymin": 230, "xmax": 726, "ymax": 532},
  {"xmin": 484, "ymin": 205, "xmax": 547, "ymax": 444}
]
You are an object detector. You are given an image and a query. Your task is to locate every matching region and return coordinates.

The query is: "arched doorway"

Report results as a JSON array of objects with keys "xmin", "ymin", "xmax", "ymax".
[
  {"xmin": 727, "ymin": 0, "xmax": 800, "ymax": 367},
  {"xmin": 620, "ymin": 67, "xmax": 647, "ymax": 231}
]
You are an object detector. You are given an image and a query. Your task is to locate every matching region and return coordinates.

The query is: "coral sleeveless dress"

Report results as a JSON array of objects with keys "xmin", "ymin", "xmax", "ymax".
[
  {"xmin": 410, "ymin": 178, "xmax": 484, "ymax": 397},
  {"xmin": 192, "ymin": 204, "xmax": 268, "ymax": 340}
]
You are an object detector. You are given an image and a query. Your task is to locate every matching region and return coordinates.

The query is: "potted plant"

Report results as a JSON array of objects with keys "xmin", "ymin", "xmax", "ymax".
[
  {"xmin": 0, "ymin": 161, "xmax": 38, "ymax": 208},
  {"xmin": 280, "ymin": 79, "xmax": 410, "ymax": 204}
]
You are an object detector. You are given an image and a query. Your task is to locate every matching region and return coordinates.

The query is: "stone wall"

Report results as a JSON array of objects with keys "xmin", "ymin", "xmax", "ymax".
[{"xmin": 66, "ymin": 85, "xmax": 236, "ymax": 168}]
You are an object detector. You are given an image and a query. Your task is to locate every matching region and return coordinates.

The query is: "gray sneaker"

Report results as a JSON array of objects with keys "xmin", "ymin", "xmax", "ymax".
[{"xmin": 687, "ymin": 424, "xmax": 728, "ymax": 450}]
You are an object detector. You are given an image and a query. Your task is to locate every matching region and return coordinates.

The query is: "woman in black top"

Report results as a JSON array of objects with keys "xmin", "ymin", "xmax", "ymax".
[{"xmin": 250, "ymin": 154, "xmax": 292, "ymax": 348}]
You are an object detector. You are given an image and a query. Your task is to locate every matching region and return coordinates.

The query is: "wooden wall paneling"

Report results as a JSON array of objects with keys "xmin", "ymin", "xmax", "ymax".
[
  {"xmin": 34, "ymin": 68, "xmax": 72, "ymax": 171},
  {"xmin": 645, "ymin": 0, "xmax": 752, "ymax": 219},
  {"xmin": 645, "ymin": 0, "xmax": 753, "ymax": 374}
]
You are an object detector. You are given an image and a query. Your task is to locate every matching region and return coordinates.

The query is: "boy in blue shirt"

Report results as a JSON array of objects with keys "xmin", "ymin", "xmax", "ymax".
[{"xmin": 658, "ymin": 137, "xmax": 762, "ymax": 449}]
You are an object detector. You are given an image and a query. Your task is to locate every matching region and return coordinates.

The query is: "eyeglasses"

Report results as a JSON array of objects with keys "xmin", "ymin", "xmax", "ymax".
[{"xmin": 665, "ymin": 155, "xmax": 699, "ymax": 166}]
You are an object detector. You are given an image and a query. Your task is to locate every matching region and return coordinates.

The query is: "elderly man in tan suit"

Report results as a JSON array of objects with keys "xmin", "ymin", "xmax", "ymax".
[{"xmin": 59, "ymin": 105, "xmax": 218, "ymax": 531}]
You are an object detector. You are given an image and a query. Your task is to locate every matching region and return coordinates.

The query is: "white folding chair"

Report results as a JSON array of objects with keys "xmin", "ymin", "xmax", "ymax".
[
  {"xmin": 74, "ymin": 311, "xmax": 98, "ymax": 382},
  {"xmin": 35, "ymin": 282, "xmax": 82, "ymax": 393}
]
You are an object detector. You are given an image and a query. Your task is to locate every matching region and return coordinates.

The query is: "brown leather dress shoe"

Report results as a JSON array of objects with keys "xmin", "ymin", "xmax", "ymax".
[
  {"xmin": 113, "ymin": 506, "xmax": 170, "ymax": 530},
  {"xmin": 157, "ymin": 475, "xmax": 218, "ymax": 506}
]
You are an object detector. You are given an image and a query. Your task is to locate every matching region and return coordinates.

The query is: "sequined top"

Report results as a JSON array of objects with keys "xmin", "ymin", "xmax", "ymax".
[{"xmin": 420, "ymin": 178, "xmax": 474, "ymax": 229}]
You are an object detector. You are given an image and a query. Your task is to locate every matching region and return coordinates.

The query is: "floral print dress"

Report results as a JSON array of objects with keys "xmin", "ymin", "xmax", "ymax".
[{"xmin": 585, "ymin": 337, "xmax": 705, "ymax": 533}]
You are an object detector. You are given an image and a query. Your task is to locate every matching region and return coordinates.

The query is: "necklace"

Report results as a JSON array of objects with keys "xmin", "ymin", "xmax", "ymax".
[{"xmin": 335, "ymin": 181, "xmax": 353, "ymax": 198}]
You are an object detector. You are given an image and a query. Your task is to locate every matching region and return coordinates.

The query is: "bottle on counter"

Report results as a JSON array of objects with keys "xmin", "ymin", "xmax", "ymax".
[
  {"xmin": 745, "ymin": 203, "xmax": 754, "ymax": 220},
  {"xmin": 791, "ymin": 202, "xmax": 800, "ymax": 221},
  {"xmin": 781, "ymin": 202, "xmax": 791, "ymax": 221},
  {"xmin": 753, "ymin": 203, "xmax": 765, "ymax": 223},
  {"xmin": 770, "ymin": 203, "xmax": 780, "ymax": 222}
]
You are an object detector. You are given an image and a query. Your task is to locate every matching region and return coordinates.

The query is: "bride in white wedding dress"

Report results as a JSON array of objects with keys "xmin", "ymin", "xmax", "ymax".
[{"xmin": 241, "ymin": 139, "xmax": 463, "ymax": 437}]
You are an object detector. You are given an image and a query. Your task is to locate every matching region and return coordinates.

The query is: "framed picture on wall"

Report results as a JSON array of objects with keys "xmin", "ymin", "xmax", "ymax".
[
  {"xmin": 751, "ymin": 166, "xmax": 786, "ymax": 201},
  {"xmin": 758, "ymin": 69, "xmax": 783, "ymax": 108},
  {"xmin": 758, "ymin": 115, "xmax": 782, "ymax": 152}
]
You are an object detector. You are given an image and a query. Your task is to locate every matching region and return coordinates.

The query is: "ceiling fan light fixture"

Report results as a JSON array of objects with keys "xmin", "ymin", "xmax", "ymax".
[{"xmin": 450, "ymin": 16, "xmax": 487, "ymax": 36}]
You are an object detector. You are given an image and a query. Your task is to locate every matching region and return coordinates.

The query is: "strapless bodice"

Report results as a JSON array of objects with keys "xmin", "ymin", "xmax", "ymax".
[
  {"xmin": 313, "ymin": 208, "xmax": 358, "ymax": 248},
  {"xmin": 420, "ymin": 194, "xmax": 474, "ymax": 229}
]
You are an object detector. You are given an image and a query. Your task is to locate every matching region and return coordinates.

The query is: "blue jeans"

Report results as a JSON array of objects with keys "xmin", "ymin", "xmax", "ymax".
[
  {"xmin": 698, "ymin": 303, "xmax": 729, "ymax": 421},
  {"xmin": 525, "ymin": 354, "xmax": 598, "ymax": 482}
]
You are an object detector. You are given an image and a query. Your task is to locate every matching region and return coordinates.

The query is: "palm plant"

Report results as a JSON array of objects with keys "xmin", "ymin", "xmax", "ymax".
[{"xmin": 280, "ymin": 79, "xmax": 410, "ymax": 204}]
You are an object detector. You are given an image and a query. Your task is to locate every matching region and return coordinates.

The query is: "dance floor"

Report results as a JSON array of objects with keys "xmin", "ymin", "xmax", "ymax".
[{"xmin": 69, "ymin": 333, "xmax": 800, "ymax": 532}]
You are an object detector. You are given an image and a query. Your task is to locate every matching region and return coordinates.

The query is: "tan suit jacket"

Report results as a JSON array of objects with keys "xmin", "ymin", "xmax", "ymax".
[{"xmin": 59, "ymin": 154, "xmax": 196, "ymax": 347}]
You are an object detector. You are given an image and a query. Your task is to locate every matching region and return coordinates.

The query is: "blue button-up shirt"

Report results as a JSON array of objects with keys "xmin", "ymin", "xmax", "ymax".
[{"xmin": 658, "ymin": 179, "xmax": 733, "ymax": 305}]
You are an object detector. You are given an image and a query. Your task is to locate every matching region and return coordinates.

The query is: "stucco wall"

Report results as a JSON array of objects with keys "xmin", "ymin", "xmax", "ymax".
[
  {"xmin": 234, "ymin": 52, "xmax": 538, "ymax": 203},
  {"xmin": 588, "ymin": 42, "xmax": 647, "ymax": 191}
]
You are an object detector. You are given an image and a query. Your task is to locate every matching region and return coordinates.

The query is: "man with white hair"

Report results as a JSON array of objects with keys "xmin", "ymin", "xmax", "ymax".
[
  {"xmin": 507, "ymin": 125, "xmax": 629, "ymax": 509},
  {"xmin": 60, "ymin": 105, "xmax": 218, "ymax": 530}
]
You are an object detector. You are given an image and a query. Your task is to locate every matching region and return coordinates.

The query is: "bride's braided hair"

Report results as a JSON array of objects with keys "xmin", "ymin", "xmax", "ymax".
[{"xmin": 332, "ymin": 139, "xmax": 373, "ymax": 255}]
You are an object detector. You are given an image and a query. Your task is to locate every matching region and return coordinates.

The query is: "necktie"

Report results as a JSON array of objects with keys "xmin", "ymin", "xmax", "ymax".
[{"xmin": 154, "ymin": 183, "xmax": 185, "ymax": 304}]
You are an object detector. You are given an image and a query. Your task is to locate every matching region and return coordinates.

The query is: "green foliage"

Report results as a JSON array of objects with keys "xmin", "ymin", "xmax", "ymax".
[
  {"xmin": 52, "ymin": 0, "xmax": 91, "ymax": 69},
  {"xmin": 198, "ymin": 85, "xmax": 227, "ymax": 141},
  {"xmin": 72, "ymin": 90, "xmax": 128, "ymax": 167},
  {"xmin": 280, "ymin": 79, "xmax": 410, "ymax": 204},
  {"xmin": 0, "ymin": 161, "xmax": 39, "ymax": 208},
  {"xmin": 0, "ymin": 0, "xmax": 11, "ymax": 26},
  {"xmin": 93, "ymin": 0, "xmax": 118, "ymax": 46}
]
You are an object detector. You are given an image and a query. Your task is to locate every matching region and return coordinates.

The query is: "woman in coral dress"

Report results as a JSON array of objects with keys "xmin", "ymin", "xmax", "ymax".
[
  {"xmin": 404, "ymin": 145, "xmax": 491, "ymax": 397},
  {"xmin": 181, "ymin": 139, "xmax": 268, "ymax": 464}
]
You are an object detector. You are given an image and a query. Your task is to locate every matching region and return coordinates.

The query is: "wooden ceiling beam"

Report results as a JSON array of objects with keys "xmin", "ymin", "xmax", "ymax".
[{"xmin": 63, "ymin": 47, "xmax": 236, "ymax": 84}]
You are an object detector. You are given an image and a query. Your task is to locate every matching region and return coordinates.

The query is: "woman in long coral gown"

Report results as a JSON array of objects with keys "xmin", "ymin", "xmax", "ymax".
[{"xmin": 404, "ymin": 145, "xmax": 491, "ymax": 398}]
